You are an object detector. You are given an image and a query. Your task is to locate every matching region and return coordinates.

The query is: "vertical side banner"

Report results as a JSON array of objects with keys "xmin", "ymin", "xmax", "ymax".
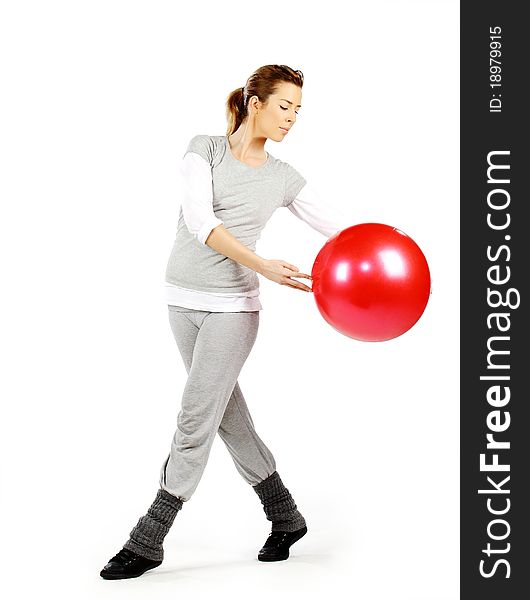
[{"xmin": 461, "ymin": 2, "xmax": 529, "ymax": 597}]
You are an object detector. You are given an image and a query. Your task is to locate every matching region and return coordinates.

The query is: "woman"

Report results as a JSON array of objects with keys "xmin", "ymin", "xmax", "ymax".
[{"xmin": 100, "ymin": 64, "xmax": 351, "ymax": 580}]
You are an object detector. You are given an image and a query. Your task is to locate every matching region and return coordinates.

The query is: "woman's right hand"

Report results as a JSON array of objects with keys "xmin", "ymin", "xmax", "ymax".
[{"xmin": 258, "ymin": 259, "xmax": 313, "ymax": 292}]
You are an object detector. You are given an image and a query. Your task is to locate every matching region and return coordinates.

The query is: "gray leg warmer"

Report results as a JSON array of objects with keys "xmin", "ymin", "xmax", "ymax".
[
  {"xmin": 252, "ymin": 471, "xmax": 306, "ymax": 532},
  {"xmin": 123, "ymin": 488, "xmax": 183, "ymax": 561}
]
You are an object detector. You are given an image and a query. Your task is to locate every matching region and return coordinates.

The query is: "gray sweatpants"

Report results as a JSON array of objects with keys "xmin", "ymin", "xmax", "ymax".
[{"xmin": 159, "ymin": 305, "xmax": 277, "ymax": 502}]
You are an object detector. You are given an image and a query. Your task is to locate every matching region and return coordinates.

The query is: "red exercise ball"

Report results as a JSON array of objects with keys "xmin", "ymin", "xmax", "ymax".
[{"xmin": 311, "ymin": 223, "xmax": 431, "ymax": 342}]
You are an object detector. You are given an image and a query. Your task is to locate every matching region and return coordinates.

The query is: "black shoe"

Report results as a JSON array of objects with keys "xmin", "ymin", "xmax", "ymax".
[
  {"xmin": 100, "ymin": 547, "xmax": 162, "ymax": 580},
  {"xmin": 257, "ymin": 525, "xmax": 308, "ymax": 562}
]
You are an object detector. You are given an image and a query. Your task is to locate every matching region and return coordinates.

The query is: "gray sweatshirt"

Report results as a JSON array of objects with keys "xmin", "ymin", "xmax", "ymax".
[{"xmin": 165, "ymin": 134, "xmax": 307, "ymax": 294}]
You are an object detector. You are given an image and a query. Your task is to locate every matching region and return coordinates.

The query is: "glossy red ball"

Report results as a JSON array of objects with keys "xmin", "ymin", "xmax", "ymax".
[{"xmin": 311, "ymin": 223, "xmax": 431, "ymax": 342}]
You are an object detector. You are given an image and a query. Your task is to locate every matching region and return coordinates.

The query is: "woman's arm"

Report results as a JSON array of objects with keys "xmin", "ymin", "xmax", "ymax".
[
  {"xmin": 204, "ymin": 223, "xmax": 265, "ymax": 273},
  {"xmin": 205, "ymin": 225, "xmax": 312, "ymax": 292},
  {"xmin": 179, "ymin": 152, "xmax": 267, "ymax": 272},
  {"xmin": 286, "ymin": 182, "xmax": 352, "ymax": 237},
  {"xmin": 179, "ymin": 152, "xmax": 224, "ymax": 244}
]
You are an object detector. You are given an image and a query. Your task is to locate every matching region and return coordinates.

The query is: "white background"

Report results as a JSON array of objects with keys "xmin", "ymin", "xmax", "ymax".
[{"xmin": 0, "ymin": 1, "xmax": 459, "ymax": 598}]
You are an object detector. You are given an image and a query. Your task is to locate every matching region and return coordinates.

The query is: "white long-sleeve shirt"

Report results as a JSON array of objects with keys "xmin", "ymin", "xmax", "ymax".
[{"xmin": 165, "ymin": 150, "xmax": 352, "ymax": 312}]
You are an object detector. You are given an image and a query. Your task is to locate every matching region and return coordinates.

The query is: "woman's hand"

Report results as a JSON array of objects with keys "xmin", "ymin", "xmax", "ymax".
[
  {"xmin": 258, "ymin": 259, "xmax": 313, "ymax": 292},
  {"xmin": 205, "ymin": 226, "xmax": 312, "ymax": 292}
]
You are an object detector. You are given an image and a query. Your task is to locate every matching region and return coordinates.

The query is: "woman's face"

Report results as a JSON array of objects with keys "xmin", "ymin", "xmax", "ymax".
[{"xmin": 250, "ymin": 82, "xmax": 302, "ymax": 141}]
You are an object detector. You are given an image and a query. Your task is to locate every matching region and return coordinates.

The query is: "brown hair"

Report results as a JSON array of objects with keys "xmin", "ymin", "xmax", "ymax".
[{"xmin": 225, "ymin": 64, "xmax": 304, "ymax": 137}]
